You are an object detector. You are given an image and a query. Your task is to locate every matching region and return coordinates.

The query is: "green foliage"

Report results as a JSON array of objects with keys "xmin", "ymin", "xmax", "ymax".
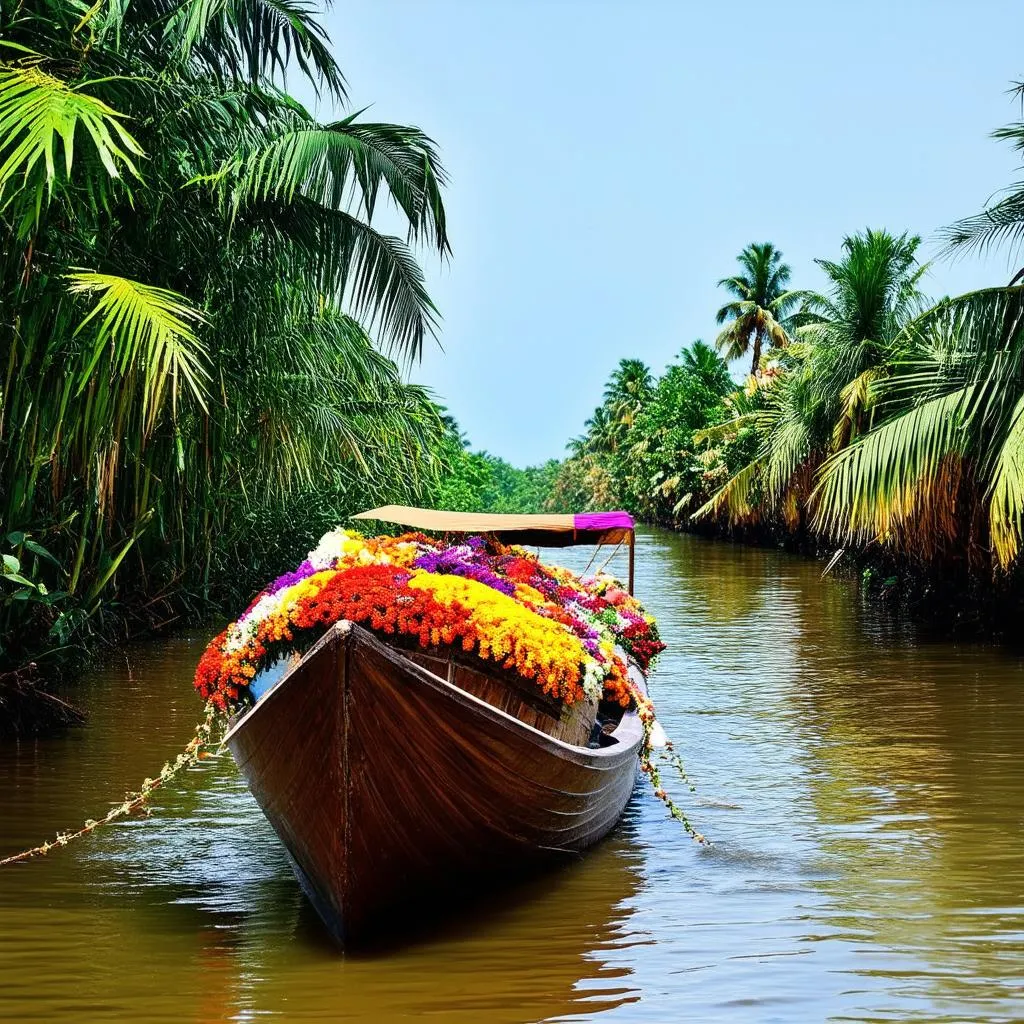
[
  {"xmin": 697, "ymin": 229, "xmax": 928, "ymax": 534},
  {"xmin": 430, "ymin": 416, "xmax": 563, "ymax": 514},
  {"xmin": 553, "ymin": 342, "xmax": 734, "ymax": 520},
  {"xmin": 546, "ymin": 454, "xmax": 617, "ymax": 514},
  {"xmin": 550, "ymin": 80, "xmax": 1024, "ymax": 583},
  {"xmin": 812, "ymin": 287, "xmax": 1024, "ymax": 568},
  {"xmin": 0, "ymin": 0, "xmax": 451, "ymax": 674},
  {"xmin": 809, "ymin": 96, "xmax": 1024, "ymax": 571}
]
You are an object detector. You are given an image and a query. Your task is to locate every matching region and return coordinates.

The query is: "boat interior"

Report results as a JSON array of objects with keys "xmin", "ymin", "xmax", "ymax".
[{"xmin": 403, "ymin": 646, "xmax": 628, "ymax": 749}]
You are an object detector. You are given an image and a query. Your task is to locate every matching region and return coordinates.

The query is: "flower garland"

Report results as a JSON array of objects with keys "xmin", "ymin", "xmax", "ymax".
[
  {"xmin": 194, "ymin": 528, "xmax": 665, "ymax": 714},
  {"xmin": 0, "ymin": 700, "xmax": 230, "ymax": 866}
]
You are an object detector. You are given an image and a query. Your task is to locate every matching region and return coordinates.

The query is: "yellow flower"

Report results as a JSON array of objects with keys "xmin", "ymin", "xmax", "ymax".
[{"xmin": 407, "ymin": 571, "xmax": 585, "ymax": 696}]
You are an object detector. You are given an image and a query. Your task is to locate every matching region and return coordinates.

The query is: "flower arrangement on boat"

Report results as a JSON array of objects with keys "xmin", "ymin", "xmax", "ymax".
[
  {"xmin": 193, "ymin": 528, "xmax": 665, "ymax": 713},
  {"xmin": 2, "ymin": 528, "xmax": 702, "ymax": 871}
]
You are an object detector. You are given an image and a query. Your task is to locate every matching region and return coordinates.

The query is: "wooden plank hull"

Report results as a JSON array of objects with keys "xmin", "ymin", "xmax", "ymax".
[{"xmin": 225, "ymin": 621, "xmax": 642, "ymax": 945}]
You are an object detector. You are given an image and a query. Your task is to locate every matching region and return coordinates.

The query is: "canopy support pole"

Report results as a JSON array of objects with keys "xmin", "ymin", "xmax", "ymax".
[{"xmin": 627, "ymin": 530, "xmax": 635, "ymax": 595}]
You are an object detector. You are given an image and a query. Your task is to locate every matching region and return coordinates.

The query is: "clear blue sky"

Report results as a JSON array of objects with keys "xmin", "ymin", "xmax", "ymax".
[{"xmin": 314, "ymin": 0, "xmax": 1023, "ymax": 466}]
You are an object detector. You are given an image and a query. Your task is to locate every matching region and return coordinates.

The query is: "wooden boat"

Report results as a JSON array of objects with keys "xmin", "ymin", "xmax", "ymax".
[{"xmin": 223, "ymin": 507, "xmax": 645, "ymax": 946}]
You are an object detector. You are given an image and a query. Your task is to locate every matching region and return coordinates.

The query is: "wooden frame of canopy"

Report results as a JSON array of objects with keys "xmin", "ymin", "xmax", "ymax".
[{"xmin": 352, "ymin": 506, "xmax": 637, "ymax": 594}]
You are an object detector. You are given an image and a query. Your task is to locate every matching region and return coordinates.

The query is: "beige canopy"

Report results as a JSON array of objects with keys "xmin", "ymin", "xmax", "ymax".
[
  {"xmin": 352, "ymin": 505, "xmax": 636, "ymax": 590},
  {"xmin": 353, "ymin": 506, "xmax": 570, "ymax": 533}
]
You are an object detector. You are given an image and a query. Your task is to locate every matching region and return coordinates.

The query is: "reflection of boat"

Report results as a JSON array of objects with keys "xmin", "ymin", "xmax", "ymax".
[
  {"xmin": 223, "ymin": 507, "xmax": 645, "ymax": 946},
  {"xmin": 217, "ymin": 828, "xmax": 646, "ymax": 1023}
]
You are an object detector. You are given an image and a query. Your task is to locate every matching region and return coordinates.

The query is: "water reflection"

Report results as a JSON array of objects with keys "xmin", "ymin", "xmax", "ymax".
[
  {"xmin": 3, "ymin": 529, "xmax": 1024, "ymax": 1021},
  {"xmin": 0, "ymin": 637, "xmax": 644, "ymax": 1022}
]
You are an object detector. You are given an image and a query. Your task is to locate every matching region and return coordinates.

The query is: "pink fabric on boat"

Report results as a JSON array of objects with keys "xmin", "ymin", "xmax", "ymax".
[{"xmin": 573, "ymin": 512, "xmax": 634, "ymax": 531}]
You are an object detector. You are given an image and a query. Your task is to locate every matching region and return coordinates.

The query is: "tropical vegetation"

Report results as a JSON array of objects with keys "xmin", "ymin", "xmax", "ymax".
[
  {"xmin": 0, "ymin": 0, "xmax": 463, "ymax": 704},
  {"xmin": 549, "ymin": 343, "xmax": 736, "ymax": 522},
  {"xmin": 433, "ymin": 415, "xmax": 565, "ymax": 515},
  {"xmin": 554, "ymin": 77, "xmax": 1024, "ymax": 598}
]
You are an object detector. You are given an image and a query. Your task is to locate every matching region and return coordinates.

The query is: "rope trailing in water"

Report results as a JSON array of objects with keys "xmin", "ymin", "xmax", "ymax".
[
  {"xmin": 0, "ymin": 701, "xmax": 228, "ymax": 867},
  {"xmin": 639, "ymin": 714, "xmax": 708, "ymax": 844},
  {"xmin": 0, "ymin": 696, "xmax": 708, "ymax": 862}
]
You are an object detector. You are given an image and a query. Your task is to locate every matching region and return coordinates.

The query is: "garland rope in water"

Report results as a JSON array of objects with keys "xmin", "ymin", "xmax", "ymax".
[
  {"xmin": 0, "ymin": 692, "xmax": 709, "ymax": 866},
  {"xmin": 641, "ymin": 716, "xmax": 709, "ymax": 844},
  {"xmin": 0, "ymin": 701, "xmax": 228, "ymax": 867}
]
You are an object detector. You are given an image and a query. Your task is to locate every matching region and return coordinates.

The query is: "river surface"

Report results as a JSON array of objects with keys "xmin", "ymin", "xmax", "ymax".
[{"xmin": 2, "ymin": 527, "xmax": 1024, "ymax": 1022}]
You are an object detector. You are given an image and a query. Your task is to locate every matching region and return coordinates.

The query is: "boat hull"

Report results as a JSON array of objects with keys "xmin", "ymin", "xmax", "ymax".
[{"xmin": 225, "ymin": 621, "xmax": 642, "ymax": 945}]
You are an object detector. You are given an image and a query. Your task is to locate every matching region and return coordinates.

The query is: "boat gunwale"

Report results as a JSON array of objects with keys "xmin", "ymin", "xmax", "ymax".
[{"xmin": 223, "ymin": 620, "xmax": 644, "ymax": 767}]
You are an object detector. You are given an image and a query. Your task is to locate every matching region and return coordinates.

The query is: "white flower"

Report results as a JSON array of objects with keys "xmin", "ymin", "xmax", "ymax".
[
  {"xmin": 224, "ymin": 590, "xmax": 287, "ymax": 652},
  {"xmin": 581, "ymin": 657, "xmax": 605, "ymax": 702},
  {"xmin": 307, "ymin": 527, "xmax": 353, "ymax": 569}
]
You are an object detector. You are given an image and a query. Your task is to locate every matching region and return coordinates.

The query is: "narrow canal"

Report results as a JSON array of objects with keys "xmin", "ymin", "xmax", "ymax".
[{"xmin": 2, "ymin": 527, "xmax": 1024, "ymax": 1022}]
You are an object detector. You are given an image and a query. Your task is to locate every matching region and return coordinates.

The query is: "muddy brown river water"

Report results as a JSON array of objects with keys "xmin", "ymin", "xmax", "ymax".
[{"xmin": 2, "ymin": 527, "xmax": 1024, "ymax": 1022}]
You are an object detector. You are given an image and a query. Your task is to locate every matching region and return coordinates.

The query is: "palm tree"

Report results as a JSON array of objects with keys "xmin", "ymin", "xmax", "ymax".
[
  {"xmin": 811, "ymin": 86, "xmax": 1024, "ymax": 571},
  {"xmin": 715, "ymin": 242, "xmax": 799, "ymax": 376},
  {"xmin": 0, "ymin": 0, "xmax": 452, "ymax": 659},
  {"xmin": 697, "ymin": 231, "xmax": 927, "ymax": 529},
  {"xmin": 602, "ymin": 359, "xmax": 653, "ymax": 432},
  {"xmin": 581, "ymin": 405, "xmax": 619, "ymax": 455},
  {"xmin": 796, "ymin": 230, "xmax": 928, "ymax": 446},
  {"xmin": 680, "ymin": 339, "xmax": 734, "ymax": 391},
  {"xmin": 812, "ymin": 287, "xmax": 1024, "ymax": 569}
]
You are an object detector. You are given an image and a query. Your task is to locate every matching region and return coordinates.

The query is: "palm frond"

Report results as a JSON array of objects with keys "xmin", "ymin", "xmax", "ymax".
[
  {"xmin": 715, "ymin": 317, "xmax": 754, "ymax": 361},
  {"xmin": 988, "ymin": 391, "xmax": 1024, "ymax": 568},
  {"xmin": 166, "ymin": 0, "xmax": 346, "ymax": 99},
  {"xmin": 693, "ymin": 455, "xmax": 764, "ymax": 523},
  {"xmin": 693, "ymin": 412, "xmax": 765, "ymax": 445},
  {"xmin": 812, "ymin": 387, "xmax": 972, "ymax": 542},
  {"xmin": 0, "ymin": 61, "xmax": 144, "ymax": 212},
  {"xmin": 68, "ymin": 271, "xmax": 209, "ymax": 430},
  {"xmin": 316, "ymin": 206, "xmax": 440, "ymax": 361},
  {"xmin": 238, "ymin": 116, "xmax": 450, "ymax": 254},
  {"xmin": 832, "ymin": 366, "xmax": 882, "ymax": 448}
]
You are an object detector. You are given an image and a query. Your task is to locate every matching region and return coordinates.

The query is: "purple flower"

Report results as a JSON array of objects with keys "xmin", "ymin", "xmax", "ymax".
[
  {"xmin": 414, "ymin": 546, "xmax": 517, "ymax": 596},
  {"xmin": 265, "ymin": 559, "xmax": 317, "ymax": 595}
]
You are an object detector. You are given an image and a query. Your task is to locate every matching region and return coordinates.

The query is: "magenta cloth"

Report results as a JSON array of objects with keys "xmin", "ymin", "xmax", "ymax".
[{"xmin": 573, "ymin": 511, "xmax": 634, "ymax": 531}]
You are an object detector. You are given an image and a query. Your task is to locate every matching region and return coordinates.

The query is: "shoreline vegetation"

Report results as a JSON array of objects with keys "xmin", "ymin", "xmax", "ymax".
[
  {"xmin": 0, "ymin": 0, "xmax": 575, "ymax": 733},
  {"xmin": 0, "ymin": 0, "xmax": 559, "ymax": 732},
  {"xmin": 5, "ymin": 2, "xmax": 1024, "ymax": 734},
  {"xmin": 544, "ymin": 78, "xmax": 1024, "ymax": 637}
]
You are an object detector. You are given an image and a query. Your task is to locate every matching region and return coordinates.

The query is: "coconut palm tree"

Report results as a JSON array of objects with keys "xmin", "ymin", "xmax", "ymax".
[
  {"xmin": 812, "ymin": 286, "xmax": 1024, "ymax": 569},
  {"xmin": 602, "ymin": 359, "xmax": 654, "ymax": 432},
  {"xmin": 581, "ymin": 405, "xmax": 619, "ymax": 455},
  {"xmin": 812, "ymin": 87, "xmax": 1024, "ymax": 572},
  {"xmin": 796, "ymin": 230, "xmax": 929, "ymax": 446},
  {"xmin": 715, "ymin": 242, "xmax": 800, "ymax": 376},
  {"xmin": 0, "ymin": 0, "xmax": 452, "ymax": 660},
  {"xmin": 697, "ymin": 231, "xmax": 927, "ymax": 529},
  {"xmin": 680, "ymin": 339, "xmax": 734, "ymax": 390}
]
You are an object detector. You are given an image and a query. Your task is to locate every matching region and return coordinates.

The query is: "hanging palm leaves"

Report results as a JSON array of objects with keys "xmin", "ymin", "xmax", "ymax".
[{"xmin": 0, "ymin": 0, "xmax": 452, "ymax": 676}]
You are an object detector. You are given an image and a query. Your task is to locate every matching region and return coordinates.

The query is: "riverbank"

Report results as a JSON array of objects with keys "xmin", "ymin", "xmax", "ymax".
[
  {"xmin": 671, "ymin": 513, "xmax": 1024, "ymax": 640},
  {"xmin": 6, "ymin": 511, "xmax": 1013, "ymax": 741},
  {"xmin": 0, "ymin": 665, "xmax": 85, "ymax": 737},
  {"xmin": 0, "ymin": 451, "xmax": 563, "ymax": 738}
]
